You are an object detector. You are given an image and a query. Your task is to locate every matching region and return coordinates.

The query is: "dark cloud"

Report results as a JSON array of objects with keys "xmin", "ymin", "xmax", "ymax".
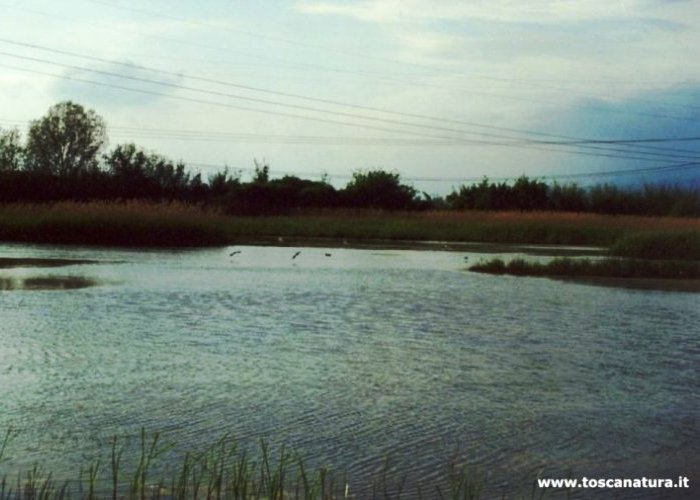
[{"xmin": 538, "ymin": 85, "xmax": 700, "ymax": 185}]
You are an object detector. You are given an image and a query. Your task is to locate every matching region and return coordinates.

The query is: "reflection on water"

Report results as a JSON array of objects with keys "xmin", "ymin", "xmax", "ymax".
[
  {"xmin": 0, "ymin": 243, "xmax": 697, "ymax": 498},
  {"xmin": 0, "ymin": 275, "xmax": 99, "ymax": 290},
  {"xmin": 0, "ymin": 257, "xmax": 100, "ymax": 268}
]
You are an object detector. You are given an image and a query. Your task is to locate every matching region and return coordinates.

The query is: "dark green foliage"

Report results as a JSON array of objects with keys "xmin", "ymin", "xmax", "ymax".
[
  {"xmin": 222, "ymin": 175, "xmax": 338, "ymax": 214},
  {"xmin": 341, "ymin": 169, "xmax": 418, "ymax": 210},
  {"xmin": 446, "ymin": 176, "xmax": 549, "ymax": 211},
  {"xmin": 0, "ymin": 128, "xmax": 23, "ymax": 173},
  {"xmin": 207, "ymin": 167, "xmax": 241, "ymax": 197},
  {"xmin": 104, "ymin": 143, "xmax": 196, "ymax": 200},
  {"xmin": 446, "ymin": 177, "xmax": 700, "ymax": 216},
  {"xmin": 512, "ymin": 176, "xmax": 549, "ymax": 210},
  {"xmin": 252, "ymin": 158, "xmax": 270, "ymax": 183},
  {"xmin": 547, "ymin": 182, "xmax": 588, "ymax": 212},
  {"xmin": 24, "ymin": 101, "xmax": 107, "ymax": 178},
  {"xmin": 3, "ymin": 102, "xmax": 700, "ymax": 216}
]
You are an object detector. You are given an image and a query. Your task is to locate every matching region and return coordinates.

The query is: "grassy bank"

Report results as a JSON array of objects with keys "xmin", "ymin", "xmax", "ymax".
[
  {"xmin": 0, "ymin": 202, "xmax": 229, "ymax": 247},
  {"xmin": 222, "ymin": 210, "xmax": 699, "ymax": 247},
  {"xmin": 470, "ymin": 257, "xmax": 700, "ymax": 280},
  {"xmin": 1, "ymin": 202, "xmax": 698, "ymax": 248}
]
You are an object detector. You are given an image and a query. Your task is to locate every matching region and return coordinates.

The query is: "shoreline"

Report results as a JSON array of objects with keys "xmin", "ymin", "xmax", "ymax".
[{"xmin": 228, "ymin": 235, "xmax": 607, "ymax": 256}]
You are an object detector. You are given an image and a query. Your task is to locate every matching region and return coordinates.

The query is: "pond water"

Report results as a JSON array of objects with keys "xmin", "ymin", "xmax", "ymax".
[{"xmin": 0, "ymin": 243, "xmax": 697, "ymax": 497}]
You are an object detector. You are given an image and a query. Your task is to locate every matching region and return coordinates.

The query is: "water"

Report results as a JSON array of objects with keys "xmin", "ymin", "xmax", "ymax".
[{"xmin": 0, "ymin": 243, "xmax": 698, "ymax": 497}]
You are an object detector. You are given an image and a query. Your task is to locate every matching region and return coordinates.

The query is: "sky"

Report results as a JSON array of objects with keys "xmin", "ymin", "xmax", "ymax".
[{"xmin": 0, "ymin": 0, "xmax": 699, "ymax": 194}]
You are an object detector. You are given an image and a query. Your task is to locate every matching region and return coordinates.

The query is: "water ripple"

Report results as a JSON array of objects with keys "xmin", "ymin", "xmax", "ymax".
[{"xmin": 0, "ymin": 244, "xmax": 697, "ymax": 496}]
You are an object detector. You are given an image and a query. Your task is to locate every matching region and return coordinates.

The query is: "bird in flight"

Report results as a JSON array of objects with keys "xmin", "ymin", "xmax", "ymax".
[
  {"xmin": 292, "ymin": 251, "xmax": 301, "ymax": 259},
  {"xmin": 229, "ymin": 250, "xmax": 242, "ymax": 256},
  {"xmin": 325, "ymin": 253, "xmax": 332, "ymax": 257}
]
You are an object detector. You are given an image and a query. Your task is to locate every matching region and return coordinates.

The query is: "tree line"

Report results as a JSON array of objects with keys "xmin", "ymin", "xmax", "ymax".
[{"xmin": 1, "ymin": 101, "xmax": 698, "ymax": 216}]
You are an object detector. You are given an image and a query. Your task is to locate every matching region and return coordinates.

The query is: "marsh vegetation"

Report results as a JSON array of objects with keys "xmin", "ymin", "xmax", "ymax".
[
  {"xmin": 469, "ymin": 228, "xmax": 699, "ymax": 286},
  {"xmin": 0, "ymin": 429, "xmax": 494, "ymax": 500},
  {"xmin": 469, "ymin": 257, "xmax": 700, "ymax": 279},
  {"xmin": 0, "ymin": 202, "xmax": 698, "ymax": 249}
]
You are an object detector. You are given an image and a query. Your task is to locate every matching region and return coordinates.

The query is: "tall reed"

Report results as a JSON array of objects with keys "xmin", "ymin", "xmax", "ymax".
[
  {"xmin": 1, "ymin": 203, "xmax": 698, "ymax": 248},
  {"xmin": 0, "ymin": 428, "xmax": 549, "ymax": 499}
]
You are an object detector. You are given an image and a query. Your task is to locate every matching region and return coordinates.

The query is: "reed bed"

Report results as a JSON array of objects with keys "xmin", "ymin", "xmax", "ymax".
[
  {"xmin": 609, "ymin": 230, "xmax": 700, "ymax": 260},
  {"xmin": 0, "ymin": 202, "xmax": 698, "ymax": 248},
  {"xmin": 0, "ymin": 429, "xmax": 500, "ymax": 500},
  {"xmin": 0, "ymin": 202, "xmax": 229, "ymax": 247},
  {"xmin": 223, "ymin": 210, "xmax": 700, "ymax": 246}
]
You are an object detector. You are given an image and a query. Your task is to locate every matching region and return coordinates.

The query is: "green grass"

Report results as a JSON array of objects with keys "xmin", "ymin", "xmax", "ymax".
[{"xmin": 470, "ymin": 257, "xmax": 700, "ymax": 280}]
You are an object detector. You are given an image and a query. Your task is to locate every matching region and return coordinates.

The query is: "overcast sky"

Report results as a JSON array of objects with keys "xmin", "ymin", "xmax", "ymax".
[{"xmin": 1, "ymin": 0, "xmax": 699, "ymax": 193}]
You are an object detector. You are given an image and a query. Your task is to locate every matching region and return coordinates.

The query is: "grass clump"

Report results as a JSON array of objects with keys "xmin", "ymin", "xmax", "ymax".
[
  {"xmin": 609, "ymin": 230, "xmax": 700, "ymax": 261},
  {"xmin": 470, "ymin": 257, "xmax": 700, "ymax": 280}
]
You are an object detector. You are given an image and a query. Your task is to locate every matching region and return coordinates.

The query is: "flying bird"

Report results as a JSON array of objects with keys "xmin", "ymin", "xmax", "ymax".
[
  {"xmin": 292, "ymin": 251, "xmax": 301, "ymax": 259},
  {"xmin": 325, "ymin": 253, "xmax": 332, "ymax": 257},
  {"xmin": 229, "ymin": 250, "xmax": 242, "ymax": 256}
]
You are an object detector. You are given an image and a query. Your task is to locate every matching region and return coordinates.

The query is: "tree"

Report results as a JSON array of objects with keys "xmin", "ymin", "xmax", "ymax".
[
  {"xmin": 512, "ymin": 175, "xmax": 548, "ymax": 210},
  {"xmin": 24, "ymin": 101, "xmax": 107, "ymax": 177},
  {"xmin": 252, "ymin": 158, "xmax": 270, "ymax": 183},
  {"xmin": 104, "ymin": 143, "xmax": 193, "ymax": 199},
  {"xmin": 0, "ymin": 127, "xmax": 23, "ymax": 172},
  {"xmin": 208, "ymin": 167, "xmax": 241, "ymax": 197},
  {"xmin": 342, "ymin": 169, "xmax": 417, "ymax": 210}
]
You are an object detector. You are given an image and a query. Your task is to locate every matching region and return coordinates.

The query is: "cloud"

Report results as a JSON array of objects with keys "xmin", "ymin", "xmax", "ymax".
[
  {"xmin": 294, "ymin": 0, "xmax": 694, "ymax": 68},
  {"xmin": 294, "ymin": 0, "xmax": 685, "ymax": 24},
  {"xmin": 52, "ymin": 61, "xmax": 183, "ymax": 108}
]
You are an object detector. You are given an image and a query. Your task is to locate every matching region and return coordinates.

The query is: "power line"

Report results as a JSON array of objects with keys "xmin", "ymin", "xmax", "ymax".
[
  {"xmin": 85, "ymin": 0, "xmax": 700, "ymax": 113},
  {"xmin": 3, "ymin": 2, "xmax": 697, "ymax": 124},
  {"xmin": 5, "ymin": 117, "xmax": 699, "ymax": 147},
  {"xmin": 2, "ymin": 119, "xmax": 698, "ymax": 183},
  {"xmin": 2, "ymin": 37, "xmax": 698, "ymax": 166},
  {"xmin": 186, "ymin": 160, "xmax": 700, "ymax": 184},
  {"xmin": 2, "ymin": 49, "xmax": 699, "ymax": 165},
  {"xmin": 3, "ymin": 37, "xmax": 696, "ymax": 147},
  {"xmin": 6, "ymin": 117, "xmax": 700, "ymax": 156},
  {"xmin": 5, "ymin": 57, "xmax": 696, "ymax": 168},
  {"xmin": 2, "ymin": 59, "xmax": 699, "ymax": 173}
]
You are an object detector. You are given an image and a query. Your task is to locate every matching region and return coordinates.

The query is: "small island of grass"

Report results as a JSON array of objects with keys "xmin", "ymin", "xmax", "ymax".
[
  {"xmin": 470, "ymin": 257, "xmax": 700, "ymax": 280},
  {"xmin": 469, "ymin": 229, "xmax": 700, "ymax": 290}
]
